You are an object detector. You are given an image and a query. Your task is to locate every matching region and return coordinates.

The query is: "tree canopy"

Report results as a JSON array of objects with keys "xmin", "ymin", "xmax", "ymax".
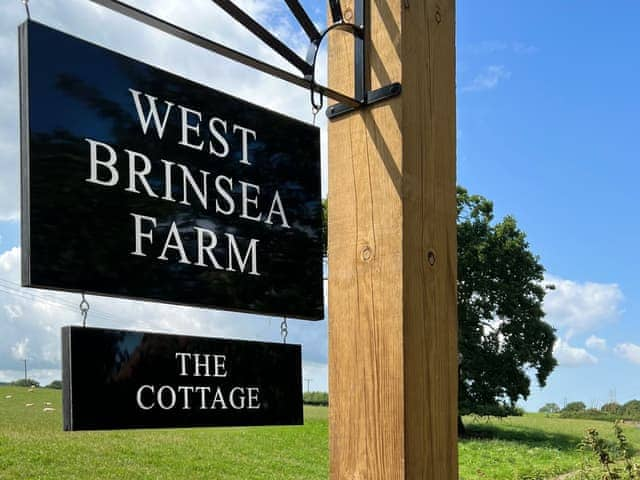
[
  {"xmin": 457, "ymin": 186, "xmax": 557, "ymax": 418},
  {"xmin": 563, "ymin": 401, "xmax": 587, "ymax": 413},
  {"xmin": 539, "ymin": 402, "xmax": 561, "ymax": 414}
]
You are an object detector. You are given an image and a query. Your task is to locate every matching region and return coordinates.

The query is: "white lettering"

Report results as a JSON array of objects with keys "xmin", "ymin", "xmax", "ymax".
[
  {"xmin": 178, "ymin": 164, "xmax": 208, "ymax": 208},
  {"xmin": 211, "ymin": 387, "xmax": 228, "ymax": 410},
  {"xmin": 239, "ymin": 181, "xmax": 262, "ymax": 222},
  {"xmin": 178, "ymin": 105, "xmax": 204, "ymax": 151},
  {"xmin": 85, "ymin": 138, "xmax": 119, "ymax": 187},
  {"xmin": 129, "ymin": 89, "xmax": 174, "ymax": 139},
  {"xmin": 125, "ymin": 149, "xmax": 158, "ymax": 197},
  {"xmin": 157, "ymin": 385, "xmax": 176, "ymax": 410},
  {"xmin": 192, "ymin": 353, "xmax": 211, "ymax": 377},
  {"xmin": 226, "ymin": 234, "xmax": 260, "ymax": 276},
  {"xmin": 194, "ymin": 227, "xmax": 223, "ymax": 269},
  {"xmin": 175, "ymin": 352, "xmax": 191, "ymax": 376},
  {"xmin": 136, "ymin": 385, "xmax": 155, "ymax": 410},
  {"xmin": 247, "ymin": 387, "xmax": 261, "ymax": 409},
  {"xmin": 229, "ymin": 387, "xmax": 246, "ymax": 410},
  {"xmin": 130, "ymin": 213, "xmax": 157, "ymax": 257},
  {"xmin": 208, "ymin": 117, "xmax": 229, "ymax": 158},
  {"xmin": 214, "ymin": 175, "xmax": 235, "ymax": 215},
  {"xmin": 177, "ymin": 386, "xmax": 194, "ymax": 410},
  {"xmin": 213, "ymin": 355, "xmax": 227, "ymax": 378},
  {"xmin": 195, "ymin": 386, "xmax": 211, "ymax": 410},
  {"xmin": 158, "ymin": 222, "xmax": 191, "ymax": 264},
  {"xmin": 233, "ymin": 124, "xmax": 256, "ymax": 165},
  {"xmin": 265, "ymin": 190, "xmax": 290, "ymax": 228},
  {"xmin": 160, "ymin": 159, "xmax": 176, "ymax": 202}
]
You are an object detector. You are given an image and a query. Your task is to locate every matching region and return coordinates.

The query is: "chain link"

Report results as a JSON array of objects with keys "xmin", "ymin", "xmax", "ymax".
[
  {"xmin": 79, "ymin": 292, "xmax": 90, "ymax": 328},
  {"xmin": 280, "ymin": 317, "xmax": 288, "ymax": 344}
]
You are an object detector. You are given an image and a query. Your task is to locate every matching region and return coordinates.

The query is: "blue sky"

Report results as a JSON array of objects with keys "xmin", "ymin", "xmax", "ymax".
[
  {"xmin": 458, "ymin": 1, "xmax": 640, "ymax": 410},
  {"xmin": 0, "ymin": 0, "xmax": 638, "ymax": 412}
]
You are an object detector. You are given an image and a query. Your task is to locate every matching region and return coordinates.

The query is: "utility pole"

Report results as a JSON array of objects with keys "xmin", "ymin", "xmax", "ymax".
[
  {"xmin": 328, "ymin": 1, "xmax": 457, "ymax": 478},
  {"xmin": 24, "ymin": 359, "xmax": 27, "ymax": 384},
  {"xmin": 304, "ymin": 378, "xmax": 312, "ymax": 393}
]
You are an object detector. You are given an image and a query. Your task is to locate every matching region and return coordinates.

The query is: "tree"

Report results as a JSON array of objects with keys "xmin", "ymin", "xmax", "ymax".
[
  {"xmin": 539, "ymin": 402, "xmax": 561, "ymax": 414},
  {"xmin": 622, "ymin": 400, "xmax": 640, "ymax": 418},
  {"xmin": 601, "ymin": 402, "xmax": 622, "ymax": 415},
  {"xmin": 11, "ymin": 378, "xmax": 40, "ymax": 388},
  {"xmin": 457, "ymin": 187, "xmax": 557, "ymax": 428},
  {"xmin": 563, "ymin": 401, "xmax": 587, "ymax": 413},
  {"xmin": 46, "ymin": 380, "xmax": 63, "ymax": 390}
]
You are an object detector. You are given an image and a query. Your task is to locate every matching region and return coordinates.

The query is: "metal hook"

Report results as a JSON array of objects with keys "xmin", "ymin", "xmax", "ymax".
[
  {"xmin": 280, "ymin": 317, "xmax": 288, "ymax": 344},
  {"xmin": 22, "ymin": 0, "xmax": 31, "ymax": 19},
  {"xmin": 310, "ymin": 87, "xmax": 324, "ymax": 115}
]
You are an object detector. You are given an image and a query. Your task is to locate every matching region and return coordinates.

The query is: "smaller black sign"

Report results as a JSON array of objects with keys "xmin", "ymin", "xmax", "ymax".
[{"xmin": 61, "ymin": 326, "xmax": 302, "ymax": 430}]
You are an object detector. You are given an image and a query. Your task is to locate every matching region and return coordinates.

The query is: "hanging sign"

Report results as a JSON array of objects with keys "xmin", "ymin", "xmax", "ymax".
[
  {"xmin": 62, "ymin": 326, "xmax": 303, "ymax": 430},
  {"xmin": 19, "ymin": 21, "xmax": 323, "ymax": 320}
]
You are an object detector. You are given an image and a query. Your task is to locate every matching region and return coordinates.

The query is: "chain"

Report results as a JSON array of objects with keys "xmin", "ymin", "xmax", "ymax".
[
  {"xmin": 280, "ymin": 317, "xmax": 288, "ymax": 344},
  {"xmin": 22, "ymin": 0, "xmax": 30, "ymax": 19},
  {"xmin": 79, "ymin": 292, "xmax": 90, "ymax": 328}
]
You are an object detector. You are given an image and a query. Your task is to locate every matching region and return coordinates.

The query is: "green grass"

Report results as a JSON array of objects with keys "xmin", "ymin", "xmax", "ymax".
[
  {"xmin": 0, "ymin": 386, "xmax": 327, "ymax": 479},
  {"xmin": 3, "ymin": 385, "xmax": 640, "ymax": 479},
  {"xmin": 459, "ymin": 413, "xmax": 640, "ymax": 480}
]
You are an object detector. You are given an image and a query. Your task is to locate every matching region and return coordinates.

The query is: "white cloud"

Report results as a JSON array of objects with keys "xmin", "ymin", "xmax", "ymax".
[
  {"xmin": 461, "ymin": 65, "xmax": 511, "ymax": 92},
  {"xmin": 614, "ymin": 343, "xmax": 640, "ymax": 365},
  {"xmin": 544, "ymin": 274, "xmax": 623, "ymax": 338},
  {"xmin": 553, "ymin": 339, "xmax": 598, "ymax": 367},
  {"xmin": 585, "ymin": 335, "xmax": 607, "ymax": 351},
  {"xmin": 11, "ymin": 338, "xmax": 29, "ymax": 360},
  {"xmin": 3, "ymin": 304, "xmax": 22, "ymax": 319},
  {"xmin": 0, "ymin": 247, "xmax": 19, "ymax": 281}
]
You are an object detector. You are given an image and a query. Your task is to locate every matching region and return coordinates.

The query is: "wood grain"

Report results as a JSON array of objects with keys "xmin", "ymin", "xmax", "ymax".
[{"xmin": 328, "ymin": 1, "xmax": 457, "ymax": 478}]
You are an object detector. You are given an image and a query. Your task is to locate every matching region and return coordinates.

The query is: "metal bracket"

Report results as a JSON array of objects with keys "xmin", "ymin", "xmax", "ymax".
[
  {"xmin": 87, "ymin": 0, "xmax": 401, "ymax": 119},
  {"xmin": 326, "ymin": 83, "xmax": 402, "ymax": 119},
  {"xmin": 318, "ymin": 0, "xmax": 402, "ymax": 119}
]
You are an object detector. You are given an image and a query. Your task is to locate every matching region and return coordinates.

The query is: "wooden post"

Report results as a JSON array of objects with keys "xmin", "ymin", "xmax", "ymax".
[{"xmin": 327, "ymin": 0, "xmax": 457, "ymax": 478}]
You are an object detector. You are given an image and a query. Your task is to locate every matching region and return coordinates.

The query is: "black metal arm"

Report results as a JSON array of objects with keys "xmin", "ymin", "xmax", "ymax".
[
  {"xmin": 210, "ymin": 0, "xmax": 312, "ymax": 75},
  {"xmin": 85, "ymin": 0, "xmax": 401, "ymax": 119},
  {"xmin": 284, "ymin": 0, "xmax": 322, "ymax": 43}
]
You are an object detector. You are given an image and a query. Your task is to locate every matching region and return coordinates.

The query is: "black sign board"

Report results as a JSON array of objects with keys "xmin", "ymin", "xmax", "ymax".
[
  {"xmin": 20, "ymin": 21, "xmax": 323, "ymax": 320},
  {"xmin": 61, "ymin": 326, "xmax": 303, "ymax": 430}
]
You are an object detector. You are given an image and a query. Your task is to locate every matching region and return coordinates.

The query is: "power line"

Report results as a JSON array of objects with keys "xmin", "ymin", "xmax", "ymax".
[{"xmin": 0, "ymin": 279, "xmax": 126, "ymax": 324}]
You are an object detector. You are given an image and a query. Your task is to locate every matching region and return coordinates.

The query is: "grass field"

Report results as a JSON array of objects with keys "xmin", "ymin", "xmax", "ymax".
[
  {"xmin": 2, "ymin": 385, "xmax": 640, "ymax": 479},
  {"xmin": 460, "ymin": 414, "xmax": 640, "ymax": 479}
]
